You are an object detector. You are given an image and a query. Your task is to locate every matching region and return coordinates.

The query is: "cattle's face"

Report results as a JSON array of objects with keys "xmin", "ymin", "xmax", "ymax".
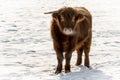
[{"xmin": 52, "ymin": 7, "xmax": 85, "ymax": 35}]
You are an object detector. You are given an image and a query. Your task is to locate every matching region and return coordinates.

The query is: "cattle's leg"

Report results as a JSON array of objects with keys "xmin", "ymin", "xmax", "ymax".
[
  {"xmin": 65, "ymin": 51, "xmax": 72, "ymax": 73},
  {"xmin": 84, "ymin": 45, "xmax": 90, "ymax": 68},
  {"xmin": 76, "ymin": 48, "xmax": 83, "ymax": 66},
  {"xmin": 55, "ymin": 50, "xmax": 63, "ymax": 74}
]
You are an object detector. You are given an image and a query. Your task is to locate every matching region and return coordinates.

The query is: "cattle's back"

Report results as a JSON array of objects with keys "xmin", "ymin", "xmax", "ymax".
[
  {"xmin": 74, "ymin": 7, "xmax": 92, "ymax": 27},
  {"xmin": 74, "ymin": 7, "xmax": 91, "ymax": 17}
]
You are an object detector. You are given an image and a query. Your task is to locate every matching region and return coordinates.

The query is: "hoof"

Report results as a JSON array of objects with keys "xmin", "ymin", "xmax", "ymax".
[
  {"xmin": 76, "ymin": 63, "xmax": 80, "ymax": 66},
  {"xmin": 55, "ymin": 70, "xmax": 61, "ymax": 74},
  {"xmin": 85, "ymin": 65, "xmax": 90, "ymax": 68},
  {"xmin": 65, "ymin": 65, "xmax": 71, "ymax": 73},
  {"xmin": 65, "ymin": 70, "xmax": 71, "ymax": 73},
  {"xmin": 84, "ymin": 65, "xmax": 92, "ymax": 69},
  {"xmin": 76, "ymin": 62, "xmax": 82, "ymax": 66},
  {"xmin": 87, "ymin": 66, "xmax": 92, "ymax": 69}
]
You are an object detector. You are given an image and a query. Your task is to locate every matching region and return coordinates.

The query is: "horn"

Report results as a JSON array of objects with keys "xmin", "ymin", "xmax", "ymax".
[{"xmin": 44, "ymin": 11, "xmax": 57, "ymax": 14}]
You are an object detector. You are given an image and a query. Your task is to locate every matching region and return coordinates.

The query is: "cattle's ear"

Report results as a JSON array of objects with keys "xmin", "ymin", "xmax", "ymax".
[
  {"xmin": 52, "ymin": 12, "xmax": 59, "ymax": 20},
  {"xmin": 75, "ymin": 13, "xmax": 85, "ymax": 22}
]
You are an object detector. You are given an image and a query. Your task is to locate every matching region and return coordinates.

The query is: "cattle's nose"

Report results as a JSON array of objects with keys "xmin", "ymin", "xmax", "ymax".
[
  {"xmin": 64, "ymin": 28, "xmax": 72, "ymax": 32},
  {"xmin": 63, "ymin": 28, "xmax": 74, "ymax": 35}
]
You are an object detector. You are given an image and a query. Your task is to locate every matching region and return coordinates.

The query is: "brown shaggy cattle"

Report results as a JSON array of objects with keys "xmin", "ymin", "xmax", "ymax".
[{"xmin": 46, "ymin": 7, "xmax": 92, "ymax": 74}]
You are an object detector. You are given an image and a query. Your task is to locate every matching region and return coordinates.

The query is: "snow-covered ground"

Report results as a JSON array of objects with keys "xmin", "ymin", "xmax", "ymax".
[{"xmin": 0, "ymin": 0, "xmax": 120, "ymax": 80}]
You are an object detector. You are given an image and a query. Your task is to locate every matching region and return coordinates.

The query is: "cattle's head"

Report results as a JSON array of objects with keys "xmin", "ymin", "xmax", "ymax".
[{"xmin": 51, "ymin": 7, "xmax": 85, "ymax": 35}]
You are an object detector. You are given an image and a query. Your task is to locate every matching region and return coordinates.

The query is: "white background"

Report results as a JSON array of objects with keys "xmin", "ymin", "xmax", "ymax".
[{"xmin": 0, "ymin": 0, "xmax": 120, "ymax": 80}]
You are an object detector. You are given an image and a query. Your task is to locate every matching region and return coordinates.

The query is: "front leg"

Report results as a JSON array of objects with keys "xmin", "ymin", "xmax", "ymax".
[
  {"xmin": 76, "ymin": 48, "xmax": 83, "ymax": 66},
  {"xmin": 53, "ymin": 42, "xmax": 64, "ymax": 74},
  {"xmin": 51, "ymin": 22, "xmax": 64, "ymax": 74},
  {"xmin": 65, "ymin": 51, "xmax": 72, "ymax": 73},
  {"xmin": 55, "ymin": 50, "xmax": 63, "ymax": 74}
]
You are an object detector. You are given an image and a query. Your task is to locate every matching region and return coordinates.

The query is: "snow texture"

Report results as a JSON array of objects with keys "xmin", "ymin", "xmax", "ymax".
[{"xmin": 0, "ymin": 0, "xmax": 120, "ymax": 80}]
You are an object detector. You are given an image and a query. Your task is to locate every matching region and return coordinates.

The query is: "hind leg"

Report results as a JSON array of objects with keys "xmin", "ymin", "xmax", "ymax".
[{"xmin": 76, "ymin": 48, "xmax": 83, "ymax": 66}]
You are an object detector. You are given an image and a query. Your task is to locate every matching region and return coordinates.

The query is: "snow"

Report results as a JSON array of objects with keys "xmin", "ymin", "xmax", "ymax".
[{"xmin": 0, "ymin": 0, "xmax": 120, "ymax": 80}]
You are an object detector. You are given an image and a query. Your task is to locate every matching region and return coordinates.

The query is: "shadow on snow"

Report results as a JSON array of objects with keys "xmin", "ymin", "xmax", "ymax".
[{"xmin": 58, "ymin": 67, "xmax": 112, "ymax": 80}]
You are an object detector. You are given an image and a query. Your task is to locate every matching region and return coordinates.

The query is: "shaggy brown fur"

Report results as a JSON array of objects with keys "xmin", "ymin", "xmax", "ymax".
[{"xmin": 49, "ymin": 7, "xmax": 92, "ymax": 74}]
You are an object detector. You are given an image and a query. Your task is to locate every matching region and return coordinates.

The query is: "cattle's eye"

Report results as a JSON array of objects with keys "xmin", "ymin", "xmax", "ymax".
[
  {"xmin": 60, "ymin": 16, "xmax": 65, "ymax": 22},
  {"xmin": 72, "ymin": 16, "xmax": 75, "ymax": 22}
]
